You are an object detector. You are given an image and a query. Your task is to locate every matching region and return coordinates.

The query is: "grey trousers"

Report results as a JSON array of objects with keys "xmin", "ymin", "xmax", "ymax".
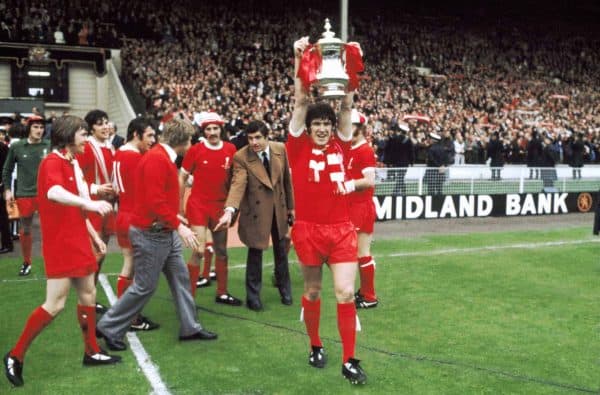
[{"xmin": 97, "ymin": 226, "xmax": 203, "ymax": 341}]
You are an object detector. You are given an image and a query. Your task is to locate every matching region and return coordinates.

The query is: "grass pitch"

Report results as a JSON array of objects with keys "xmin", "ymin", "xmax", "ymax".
[{"xmin": 0, "ymin": 225, "xmax": 598, "ymax": 394}]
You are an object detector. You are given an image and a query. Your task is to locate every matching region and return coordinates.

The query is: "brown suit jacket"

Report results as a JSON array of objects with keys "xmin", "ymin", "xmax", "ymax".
[{"xmin": 225, "ymin": 141, "xmax": 294, "ymax": 250}]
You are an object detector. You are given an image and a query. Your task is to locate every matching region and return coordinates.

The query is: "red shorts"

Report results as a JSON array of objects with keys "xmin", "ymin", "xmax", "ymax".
[
  {"xmin": 348, "ymin": 199, "xmax": 376, "ymax": 234},
  {"xmin": 291, "ymin": 221, "xmax": 357, "ymax": 265},
  {"xmin": 16, "ymin": 197, "xmax": 38, "ymax": 218},
  {"xmin": 186, "ymin": 200, "xmax": 224, "ymax": 228},
  {"xmin": 88, "ymin": 210, "xmax": 116, "ymax": 236},
  {"xmin": 116, "ymin": 211, "xmax": 133, "ymax": 248}
]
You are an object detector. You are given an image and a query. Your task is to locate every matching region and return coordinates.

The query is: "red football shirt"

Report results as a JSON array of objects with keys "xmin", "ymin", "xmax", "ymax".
[
  {"xmin": 286, "ymin": 131, "xmax": 351, "ymax": 224},
  {"xmin": 77, "ymin": 139, "xmax": 114, "ymax": 189},
  {"xmin": 345, "ymin": 140, "xmax": 376, "ymax": 204},
  {"xmin": 131, "ymin": 144, "xmax": 180, "ymax": 231},
  {"xmin": 37, "ymin": 152, "xmax": 96, "ymax": 277},
  {"xmin": 181, "ymin": 141, "xmax": 236, "ymax": 203},
  {"xmin": 113, "ymin": 146, "xmax": 142, "ymax": 213}
]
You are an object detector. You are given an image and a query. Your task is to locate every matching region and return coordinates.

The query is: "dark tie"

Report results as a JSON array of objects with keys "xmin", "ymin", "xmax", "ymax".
[{"xmin": 262, "ymin": 151, "xmax": 271, "ymax": 178}]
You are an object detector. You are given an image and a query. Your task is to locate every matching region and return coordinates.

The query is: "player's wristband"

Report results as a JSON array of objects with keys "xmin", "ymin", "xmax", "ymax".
[{"xmin": 343, "ymin": 180, "xmax": 356, "ymax": 193}]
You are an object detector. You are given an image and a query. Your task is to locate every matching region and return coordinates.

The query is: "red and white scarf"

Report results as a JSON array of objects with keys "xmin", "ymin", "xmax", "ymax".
[{"xmin": 53, "ymin": 149, "xmax": 90, "ymax": 199}]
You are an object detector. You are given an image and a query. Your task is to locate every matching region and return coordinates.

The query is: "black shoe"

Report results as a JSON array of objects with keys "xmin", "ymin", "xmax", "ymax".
[
  {"xmin": 96, "ymin": 328, "xmax": 127, "ymax": 351},
  {"xmin": 196, "ymin": 277, "xmax": 211, "ymax": 288},
  {"xmin": 179, "ymin": 329, "xmax": 218, "ymax": 341},
  {"xmin": 281, "ymin": 294, "xmax": 293, "ymax": 306},
  {"xmin": 355, "ymin": 291, "xmax": 378, "ymax": 309},
  {"xmin": 308, "ymin": 346, "xmax": 327, "ymax": 368},
  {"xmin": 215, "ymin": 293, "xmax": 242, "ymax": 306},
  {"xmin": 129, "ymin": 315, "xmax": 160, "ymax": 332},
  {"xmin": 18, "ymin": 263, "xmax": 31, "ymax": 276},
  {"xmin": 83, "ymin": 350, "xmax": 122, "ymax": 366},
  {"xmin": 246, "ymin": 300, "xmax": 263, "ymax": 311},
  {"xmin": 342, "ymin": 358, "xmax": 367, "ymax": 385},
  {"xmin": 4, "ymin": 352, "xmax": 23, "ymax": 387},
  {"xmin": 95, "ymin": 303, "xmax": 108, "ymax": 315},
  {"xmin": 209, "ymin": 270, "xmax": 217, "ymax": 280},
  {"xmin": 0, "ymin": 246, "xmax": 13, "ymax": 254}
]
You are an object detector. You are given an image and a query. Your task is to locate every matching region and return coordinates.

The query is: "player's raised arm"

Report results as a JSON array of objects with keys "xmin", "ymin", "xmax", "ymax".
[
  {"xmin": 337, "ymin": 90, "xmax": 355, "ymax": 141},
  {"xmin": 290, "ymin": 36, "xmax": 311, "ymax": 135}
]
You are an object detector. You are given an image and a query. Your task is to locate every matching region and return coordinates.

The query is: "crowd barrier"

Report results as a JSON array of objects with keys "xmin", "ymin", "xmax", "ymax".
[{"xmin": 373, "ymin": 165, "xmax": 600, "ymax": 221}]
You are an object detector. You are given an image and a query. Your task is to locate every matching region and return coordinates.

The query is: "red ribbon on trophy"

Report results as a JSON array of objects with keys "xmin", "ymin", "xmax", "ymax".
[
  {"xmin": 297, "ymin": 44, "xmax": 322, "ymax": 92},
  {"xmin": 344, "ymin": 42, "xmax": 364, "ymax": 91},
  {"xmin": 297, "ymin": 42, "xmax": 364, "ymax": 93}
]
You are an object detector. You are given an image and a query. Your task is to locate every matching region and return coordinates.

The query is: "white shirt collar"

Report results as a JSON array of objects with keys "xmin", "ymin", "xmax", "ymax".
[
  {"xmin": 89, "ymin": 135, "xmax": 112, "ymax": 149},
  {"xmin": 160, "ymin": 143, "xmax": 178, "ymax": 163},
  {"xmin": 204, "ymin": 140, "xmax": 223, "ymax": 151},
  {"xmin": 259, "ymin": 144, "xmax": 270, "ymax": 159},
  {"xmin": 119, "ymin": 142, "xmax": 140, "ymax": 153}
]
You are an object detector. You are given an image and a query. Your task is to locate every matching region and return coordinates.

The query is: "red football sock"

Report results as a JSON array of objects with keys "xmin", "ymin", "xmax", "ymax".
[
  {"xmin": 11, "ymin": 306, "xmax": 54, "ymax": 361},
  {"xmin": 117, "ymin": 275, "xmax": 132, "ymax": 298},
  {"xmin": 202, "ymin": 242, "xmax": 214, "ymax": 278},
  {"xmin": 77, "ymin": 304, "xmax": 101, "ymax": 355},
  {"xmin": 301, "ymin": 296, "xmax": 322, "ymax": 348},
  {"xmin": 337, "ymin": 302, "xmax": 357, "ymax": 363},
  {"xmin": 215, "ymin": 256, "xmax": 228, "ymax": 296},
  {"xmin": 358, "ymin": 255, "xmax": 377, "ymax": 300},
  {"xmin": 187, "ymin": 263, "xmax": 200, "ymax": 298},
  {"xmin": 20, "ymin": 230, "xmax": 32, "ymax": 264}
]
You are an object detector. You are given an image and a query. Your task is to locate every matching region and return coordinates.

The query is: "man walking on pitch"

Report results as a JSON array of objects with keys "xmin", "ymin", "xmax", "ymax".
[
  {"xmin": 97, "ymin": 119, "xmax": 217, "ymax": 352},
  {"xmin": 112, "ymin": 117, "xmax": 160, "ymax": 331},
  {"xmin": 215, "ymin": 120, "xmax": 294, "ymax": 311},
  {"xmin": 287, "ymin": 36, "xmax": 367, "ymax": 384},
  {"xmin": 3, "ymin": 115, "xmax": 121, "ymax": 387},
  {"xmin": 179, "ymin": 112, "xmax": 241, "ymax": 306}
]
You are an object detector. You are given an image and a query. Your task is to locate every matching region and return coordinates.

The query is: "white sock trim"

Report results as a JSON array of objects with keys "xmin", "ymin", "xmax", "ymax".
[{"xmin": 359, "ymin": 259, "xmax": 376, "ymax": 268}]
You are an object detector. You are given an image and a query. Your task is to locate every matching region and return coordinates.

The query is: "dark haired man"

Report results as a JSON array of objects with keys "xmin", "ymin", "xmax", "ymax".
[
  {"xmin": 179, "ymin": 112, "xmax": 241, "ymax": 306},
  {"xmin": 215, "ymin": 120, "xmax": 294, "ymax": 311},
  {"xmin": 4, "ymin": 115, "xmax": 120, "ymax": 387},
  {"xmin": 78, "ymin": 109, "xmax": 116, "ymax": 313},
  {"xmin": 285, "ymin": 36, "xmax": 366, "ymax": 385},
  {"xmin": 112, "ymin": 117, "xmax": 159, "ymax": 331},
  {"xmin": 2, "ymin": 115, "xmax": 50, "ymax": 275}
]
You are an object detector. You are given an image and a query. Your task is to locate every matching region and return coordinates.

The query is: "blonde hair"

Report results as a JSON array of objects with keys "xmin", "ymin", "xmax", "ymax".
[{"xmin": 162, "ymin": 118, "xmax": 194, "ymax": 147}]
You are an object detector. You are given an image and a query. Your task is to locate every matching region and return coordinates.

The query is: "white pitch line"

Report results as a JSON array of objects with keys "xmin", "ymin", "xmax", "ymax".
[
  {"xmin": 2, "ymin": 239, "xmax": 597, "ymax": 284},
  {"xmin": 226, "ymin": 238, "xmax": 600, "ymax": 268},
  {"xmin": 386, "ymin": 239, "xmax": 600, "ymax": 258},
  {"xmin": 98, "ymin": 274, "xmax": 172, "ymax": 395}
]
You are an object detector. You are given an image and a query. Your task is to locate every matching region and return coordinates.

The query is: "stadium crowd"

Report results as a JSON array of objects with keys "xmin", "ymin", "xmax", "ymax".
[{"xmin": 2, "ymin": 0, "xmax": 599, "ymax": 168}]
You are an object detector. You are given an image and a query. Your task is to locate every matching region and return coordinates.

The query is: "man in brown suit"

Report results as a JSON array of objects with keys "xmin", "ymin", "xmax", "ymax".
[{"xmin": 215, "ymin": 120, "xmax": 294, "ymax": 311}]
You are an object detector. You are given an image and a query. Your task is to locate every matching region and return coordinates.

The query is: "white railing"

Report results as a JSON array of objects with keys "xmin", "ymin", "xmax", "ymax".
[{"xmin": 375, "ymin": 164, "xmax": 600, "ymax": 196}]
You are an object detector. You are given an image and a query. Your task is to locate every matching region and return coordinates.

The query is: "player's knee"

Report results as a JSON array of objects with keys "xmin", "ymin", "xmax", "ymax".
[
  {"xmin": 304, "ymin": 290, "xmax": 321, "ymax": 301},
  {"xmin": 43, "ymin": 299, "xmax": 66, "ymax": 316},
  {"xmin": 334, "ymin": 286, "xmax": 354, "ymax": 303}
]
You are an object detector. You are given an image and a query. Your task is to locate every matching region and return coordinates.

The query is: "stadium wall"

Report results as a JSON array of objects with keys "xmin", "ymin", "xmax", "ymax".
[
  {"xmin": 0, "ymin": 62, "xmax": 10, "ymax": 97},
  {"xmin": 105, "ymin": 59, "xmax": 135, "ymax": 136}
]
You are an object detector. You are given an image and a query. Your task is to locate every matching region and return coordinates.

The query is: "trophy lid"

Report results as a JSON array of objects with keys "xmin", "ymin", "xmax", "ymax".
[{"xmin": 317, "ymin": 18, "xmax": 344, "ymax": 45}]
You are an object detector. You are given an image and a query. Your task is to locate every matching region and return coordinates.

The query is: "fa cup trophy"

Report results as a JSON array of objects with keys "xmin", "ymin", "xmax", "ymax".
[
  {"xmin": 297, "ymin": 19, "xmax": 364, "ymax": 99},
  {"xmin": 316, "ymin": 19, "xmax": 349, "ymax": 99}
]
